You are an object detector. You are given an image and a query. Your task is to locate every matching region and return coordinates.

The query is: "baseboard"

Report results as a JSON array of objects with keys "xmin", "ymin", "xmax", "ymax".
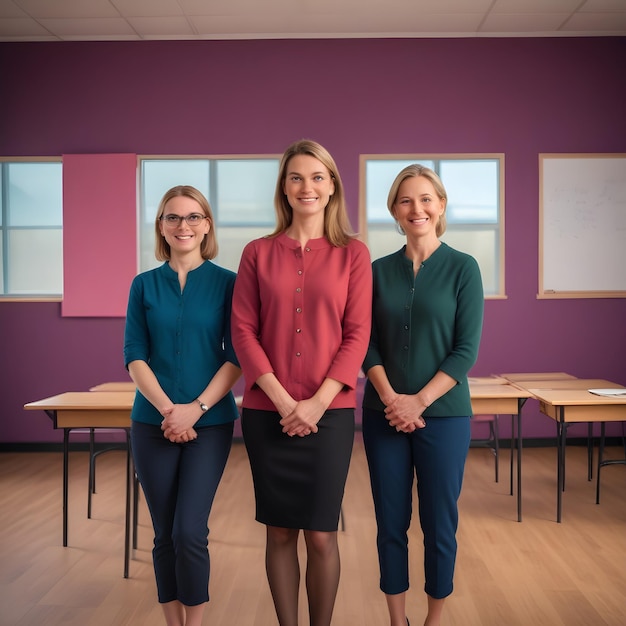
[
  {"xmin": 1, "ymin": 436, "xmax": 623, "ymax": 454},
  {"xmin": 470, "ymin": 436, "xmax": 625, "ymax": 450}
]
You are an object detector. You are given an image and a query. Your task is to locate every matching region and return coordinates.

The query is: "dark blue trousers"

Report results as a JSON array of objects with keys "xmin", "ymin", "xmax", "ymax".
[
  {"xmin": 131, "ymin": 420, "xmax": 233, "ymax": 606},
  {"xmin": 362, "ymin": 409, "xmax": 470, "ymax": 599}
]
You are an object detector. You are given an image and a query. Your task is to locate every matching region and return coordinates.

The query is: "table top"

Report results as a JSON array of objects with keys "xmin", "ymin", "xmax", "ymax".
[
  {"xmin": 89, "ymin": 382, "xmax": 136, "ymax": 392},
  {"xmin": 512, "ymin": 378, "xmax": 625, "ymax": 392},
  {"xmin": 468, "ymin": 376, "xmax": 509, "ymax": 385},
  {"xmin": 469, "ymin": 383, "xmax": 533, "ymax": 399},
  {"xmin": 500, "ymin": 372, "xmax": 576, "ymax": 382},
  {"xmin": 24, "ymin": 391, "xmax": 136, "ymax": 411},
  {"xmin": 529, "ymin": 388, "xmax": 626, "ymax": 406}
]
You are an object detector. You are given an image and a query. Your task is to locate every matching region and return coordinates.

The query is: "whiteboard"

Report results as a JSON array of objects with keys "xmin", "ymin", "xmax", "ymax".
[{"xmin": 539, "ymin": 154, "xmax": 626, "ymax": 298}]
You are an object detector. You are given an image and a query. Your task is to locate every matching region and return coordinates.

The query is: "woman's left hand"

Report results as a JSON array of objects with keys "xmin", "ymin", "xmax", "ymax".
[
  {"xmin": 384, "ymin": 394, "xmax": 427, "ymax": 433},
  {"xmin": 167, "ymin": 427, "xmax": 198, "ymax": 444}
]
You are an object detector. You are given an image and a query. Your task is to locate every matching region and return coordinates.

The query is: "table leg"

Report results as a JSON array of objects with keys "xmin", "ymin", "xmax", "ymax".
[
  {"xmin": 516, "ymin": 404, "xmax": 523, "ymax": 522},
  {"xmin": 63, "ymin": 428, "xmax": 69, "ymax": 546},
  {"xmin": 124, "ymin": 429, "xmax": 131, "ymax": 578},
  {"xmin": 509, "ymin": 416, "xmax": 514, "ymax": 497},
  {"xmin": 596, "ymin": 422, "xmax": 605, "ymax": 504},
  {"xmin": 556, "ymin": 408, "xmax": 566, "ymax": 523},
  {"xmin": 587, "ymin": 422, "xmax": 593, "ymax": 480}
]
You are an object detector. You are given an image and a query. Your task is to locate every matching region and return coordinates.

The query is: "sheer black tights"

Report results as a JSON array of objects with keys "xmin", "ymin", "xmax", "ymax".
[{"xmin": 265, "ymin": 526, "xmax": 340, "ymax": 626}]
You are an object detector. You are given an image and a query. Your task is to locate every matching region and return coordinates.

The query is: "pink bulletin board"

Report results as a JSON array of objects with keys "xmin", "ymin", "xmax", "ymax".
[{"xmin": 62, "ymin": 154, "xmax": 137, "ymax": 317}]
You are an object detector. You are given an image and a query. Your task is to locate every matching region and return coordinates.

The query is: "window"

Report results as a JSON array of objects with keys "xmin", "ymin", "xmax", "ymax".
[
  {"xmin": 140, "ymin": 157, "xmax": 280, "ymax": 273},
  {"xmin": 360, "ymin": 155, "xmax": 504, "ymax": 297},
  {"xmin": 0, "ymin": 160, "xmax": 63, "ymax": 297}
]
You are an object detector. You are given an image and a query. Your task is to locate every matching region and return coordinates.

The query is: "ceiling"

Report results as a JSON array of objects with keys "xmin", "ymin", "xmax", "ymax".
[{"xmin": 1, "ymin": 0, "xmax": 626, "ymax": 42}]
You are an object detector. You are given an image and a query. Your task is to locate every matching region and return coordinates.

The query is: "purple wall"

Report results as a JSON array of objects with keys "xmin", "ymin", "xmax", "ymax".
[{"xmin": 1, "ymin": 37, "xmax": 625, "ymax": 444}]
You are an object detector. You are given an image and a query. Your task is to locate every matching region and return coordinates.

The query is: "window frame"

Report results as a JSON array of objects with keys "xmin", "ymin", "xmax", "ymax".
[
  {"xmin": 138, "ymin": 154, "xmax": 281, "ymax": 274},
  {"xmin": 359, "ymin": 153, "xmax": 506, "ymax": 299},
  {"xmin": 0, "ymin": 156, "xmax": 64, "ymax": 302}
]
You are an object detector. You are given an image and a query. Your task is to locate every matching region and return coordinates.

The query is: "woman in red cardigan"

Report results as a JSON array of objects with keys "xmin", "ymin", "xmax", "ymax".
[{"xmin": 231, "ymin": 139, "xmax": 372, "ymax": 626}]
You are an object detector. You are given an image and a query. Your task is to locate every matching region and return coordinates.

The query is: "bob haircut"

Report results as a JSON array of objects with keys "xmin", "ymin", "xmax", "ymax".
[
  {"xmin": 271, "ymin": 139, "xmax": 355, "ymax": 247},
  {"xmin": 154, "ymin": 185, "xmax": 218, "ymax": 261},
  {"xmin": 387, "ymin": 164, "xmax": 448, "ymax": 238}
]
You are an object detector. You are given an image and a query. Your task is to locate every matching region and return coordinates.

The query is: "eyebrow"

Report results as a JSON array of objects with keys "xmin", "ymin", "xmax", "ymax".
[
  {"xmin": 287, "ymin": 170, "xmax": 327, "ymax": 176},
  {"xmin": 399, "ymin": 193, "xmax": 432, "ymax": 199}
]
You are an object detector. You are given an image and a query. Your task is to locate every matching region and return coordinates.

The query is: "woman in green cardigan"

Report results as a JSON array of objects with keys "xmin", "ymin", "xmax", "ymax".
[{"xmin": 362, "ymin": 164, "xmax": 484, "ymax": 626}]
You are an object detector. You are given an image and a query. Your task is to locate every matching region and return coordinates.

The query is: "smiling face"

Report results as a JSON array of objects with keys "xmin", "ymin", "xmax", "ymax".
[
  {"xmin": 282, "ymin": 154, "xmax": 335, "ymax": 223},
  {"xmin": 158, "ymin": 195, "xmax": 210, "ymax": 258},
  {"xmin": 392, "ymin": 175, "xmax": 446, "ymax": 240}
]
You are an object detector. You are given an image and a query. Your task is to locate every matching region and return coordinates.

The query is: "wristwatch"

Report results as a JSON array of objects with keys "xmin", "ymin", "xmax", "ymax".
[{"xmin": 196, "ymin": 398, "xmax": 209, "ymax": 412}]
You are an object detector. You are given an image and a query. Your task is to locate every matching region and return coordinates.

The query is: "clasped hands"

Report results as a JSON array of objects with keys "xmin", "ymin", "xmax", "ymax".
[
  {"xmin": 160, "ymin": 403, "xmax": 199, "ymax": 443},
  {"xmin": 279, "ymin": 397, "xmax": 322, "ymax": 438},
  {"xmin": 384, "ymin": 393, "xmax": 427, "ymax": 433}
]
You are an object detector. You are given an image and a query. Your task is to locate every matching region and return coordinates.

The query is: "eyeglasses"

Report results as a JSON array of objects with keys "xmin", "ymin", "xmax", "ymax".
[{"xmin": 160, "ymin": 213, "xmax": 207, "ymax": 227}]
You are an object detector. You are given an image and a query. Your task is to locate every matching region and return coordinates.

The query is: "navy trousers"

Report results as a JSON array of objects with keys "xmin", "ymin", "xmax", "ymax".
[
  {"xmin": 362, "ymin": 408, "xmax": 470, "ymax": 599},
  {"xmin": 131, "ymin": 420, "xmax": 233, "ymax": 606}
]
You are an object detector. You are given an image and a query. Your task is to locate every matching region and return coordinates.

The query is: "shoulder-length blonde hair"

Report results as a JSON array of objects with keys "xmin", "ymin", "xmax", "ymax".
[
  {"xmin": 387, "ymin": 164, "xmax": 448, "ymax": 237},
  {"xmin": 271, "ymin": 139, "xmax": 355, "ymax": 247},
  {"xmin": 154, "ymin": 185, "xmax": 218, "ymax": 261}
]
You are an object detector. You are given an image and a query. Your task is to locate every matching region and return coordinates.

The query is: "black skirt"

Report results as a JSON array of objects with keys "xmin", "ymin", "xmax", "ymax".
[{"xmin": 241, "ymin": 408, "xmax": 354, "ymax": 531}]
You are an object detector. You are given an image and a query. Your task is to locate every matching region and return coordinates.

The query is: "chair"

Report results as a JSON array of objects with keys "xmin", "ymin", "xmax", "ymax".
[
  {"xmin": 471, "ymin": 414, "xmax": 500, "ymax": 482},
  {"xmin": 595, "ymin": 421, "xmax": 626, "ymax": 504}
]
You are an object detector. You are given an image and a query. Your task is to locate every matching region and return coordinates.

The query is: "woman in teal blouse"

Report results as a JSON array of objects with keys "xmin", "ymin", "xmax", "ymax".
[
  {"xmin": 362, "ymin": 165, "xmax": 483, "ymax": 626},
  {"xmin": 124, "ymin": 185, "xmax": 241, "ymax": 626}
]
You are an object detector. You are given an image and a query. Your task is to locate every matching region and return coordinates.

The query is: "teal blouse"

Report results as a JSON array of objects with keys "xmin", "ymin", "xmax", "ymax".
[
  {"xmin": 124, "ymin": 260, "xmax": 239, "ymax": 427},
  {"xmin": 362, "ymin": 243, "xmax": 484, "ymax": 417}
]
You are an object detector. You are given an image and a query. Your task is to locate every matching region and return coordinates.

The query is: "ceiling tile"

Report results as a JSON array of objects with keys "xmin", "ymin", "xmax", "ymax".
[
  {"xmin": 111, "ymin": 0, "xmax": 184, "ymax": 18},
  {"xmin": 0, "ymin": 17, "xmax": 54, "ymax": 36},
  {"xmin": 0, "ymin": 2, "xmax": 29, "ymax": 18},
  {"xmin": 37, "ymin": 17, "xmax": 137, "ymax": 37},
  {"xmin": 127, "ymin": 17, "xmax": 195, "ymax": 37},
  {"xmin": 491, "ymin": 0, "xmax": 580, "ymax": 13},
  {"xmin": 581, "ymin": 0, "xmax": 626, "ymax": 10},
  {"xmin": 563, "ymin": 12, "xmax": 626, "ymax": 30},
  {"xmin": 481, "ymin": 13, "xmax": 572, "ymax": 32},
  {"xmin": 14, "ymin": 0, "xmax": 120, "ymax": 19}
]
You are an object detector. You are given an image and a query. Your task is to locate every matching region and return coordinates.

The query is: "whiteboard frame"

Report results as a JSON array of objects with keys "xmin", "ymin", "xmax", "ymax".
[{"xmin": 538, "ymin": 153, "xmax": 626, "ymax": 299}]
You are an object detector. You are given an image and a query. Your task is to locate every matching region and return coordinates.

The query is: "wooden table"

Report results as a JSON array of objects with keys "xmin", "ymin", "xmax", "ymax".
[
  {"xmin": 469, "ymin": 382, "xmax": 532, "ymax": 522},
  {"xmin": 511, "ymin": 379, "xmax": 626, "ymax": 480},
  {"xmin": 24, "ymin": 391, "xmax": 135, "ymax": 577},
  {"xmin": 528, "ymin": 387, "xmax": 626, "ymax": 522}
]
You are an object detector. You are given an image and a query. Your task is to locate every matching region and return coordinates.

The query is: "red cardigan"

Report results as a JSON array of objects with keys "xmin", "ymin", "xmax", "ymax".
[{"xmin": 232, "ymin": 232, "xmax": 372, "ymax": 411}]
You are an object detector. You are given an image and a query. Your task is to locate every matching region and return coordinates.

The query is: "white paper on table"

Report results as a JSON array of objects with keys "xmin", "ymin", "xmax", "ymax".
[{"xmin": 588, "ymin": 388, "xmax": 626, "ymax": 397}]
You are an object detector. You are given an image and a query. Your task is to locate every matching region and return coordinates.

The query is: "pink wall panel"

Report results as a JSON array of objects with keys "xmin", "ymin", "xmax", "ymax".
[{"xmin": 62, "ymin": 154, "xmax": 137, "ymax": 317}]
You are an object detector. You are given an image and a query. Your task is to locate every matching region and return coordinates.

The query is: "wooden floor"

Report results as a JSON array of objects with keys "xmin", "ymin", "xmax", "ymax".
[{"xmin": 0, "ymin": 437, "xmax": 625, "ymax": 625}]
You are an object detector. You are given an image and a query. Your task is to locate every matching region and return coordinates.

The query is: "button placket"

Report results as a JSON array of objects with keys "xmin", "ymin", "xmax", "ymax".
[
  {"xmin": 294, "ymin": 251, "xmax": 305, "ymax": 367},
  {"xmin": 400, "ymin": 285, "xmax": 414, "ymax": 371}
]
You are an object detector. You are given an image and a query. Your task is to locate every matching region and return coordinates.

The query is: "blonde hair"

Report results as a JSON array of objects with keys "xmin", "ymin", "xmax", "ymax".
[
  {"xmin": 387, "ymin": 164, "xmax": 448, "ymax": 237},
  {"xmin": 154, "ymin": 185, "xmax": 218, "ymax": 261},
  {"xmin": 271, "ymin": 139, "xmax": 355, "ymax": 247}
]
